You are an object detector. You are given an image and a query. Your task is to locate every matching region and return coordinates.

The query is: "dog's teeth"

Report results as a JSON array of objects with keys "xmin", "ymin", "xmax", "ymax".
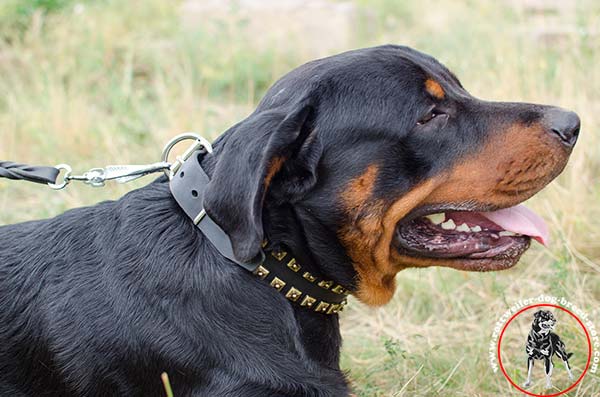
[
  {"xmin": 499, "ymin": 231, "xmax": 517, "ymax": 237},
  {"xmin": 440, "ymin": 219, "xmax": 456, "ymax": 230},
  {"xmin": 456, "ymin": 223, "xmax": 470, "ymax": 232},
  {"xmin": 425, "ymin": 213, "xmax": 445, "ymax": 225},
  {"xmin": 470, "ymin": 225, "xmax": 482, "ymax": 232}
]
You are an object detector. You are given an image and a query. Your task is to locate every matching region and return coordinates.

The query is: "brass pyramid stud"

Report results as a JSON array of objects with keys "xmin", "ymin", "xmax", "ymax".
[
  {"xmin": 338, "ymin": 299, "xmax": 348, "ymax": 312},
  {"xmin": 254, "ymin": 265, "xmax": 269, "ymax": 279},
  {"xmin": 271, "ymin": 250, "xmax": 287, "ymax": 261},
  {"xmin": 317, "ymin": 280, "xmax": 333, "ymax": 290},
  {"xmin": 270, "ymin": 277, "xmax": 286, "ymax": 291},
  {"xmin": 314, "ymin": 301, "xmax": 330, "ymax": 313},
  {"xmin": 331, "ymin": 285, "xmax": 347, "ymax": 294},
  {"xmin": 300, "ymin": 295, "xmax": 316, "ymax": 308},
  {"xmin": 285, "ymin": 287, "xmax": 302, "ymax": 302},
  {"xmin": 287, "ymin": 258, "xmax": 301, "ymax": 272},
  {"xmin": 302, "ymin": 272, "xmax": 316, "ymax": 282}
]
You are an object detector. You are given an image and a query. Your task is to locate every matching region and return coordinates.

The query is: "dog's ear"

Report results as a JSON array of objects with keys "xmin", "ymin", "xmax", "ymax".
[
  {"xmin": 534, "ymin": 310, "xmax": 543, "ymax": 319},
  {"xmin": 267, "ymin": 121, "xmax": 323, "ymax": 204},
  {"xmin": 203, "ymin": 98, "xmax": 317, "ymax": 263}
]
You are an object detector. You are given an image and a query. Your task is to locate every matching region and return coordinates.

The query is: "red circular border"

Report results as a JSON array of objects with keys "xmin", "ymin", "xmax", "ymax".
[{"xmin": 497, "ymin": 303, "xmax": 592, "ymax": 397}]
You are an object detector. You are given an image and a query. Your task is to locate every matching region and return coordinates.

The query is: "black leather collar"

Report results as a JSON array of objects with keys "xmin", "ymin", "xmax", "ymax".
[{"xmin": 169, "ymin": 149, "xmax": 349, "ymax": 314}]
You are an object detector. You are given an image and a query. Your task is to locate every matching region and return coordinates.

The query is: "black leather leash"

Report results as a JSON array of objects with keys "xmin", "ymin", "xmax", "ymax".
[
  {"xmin": 0, "ymin": 160, "xmax": 171, "ymax": 190},
  {"xmin": 0, "ymin": 161, "xmax": 60, "ymax": 185}
]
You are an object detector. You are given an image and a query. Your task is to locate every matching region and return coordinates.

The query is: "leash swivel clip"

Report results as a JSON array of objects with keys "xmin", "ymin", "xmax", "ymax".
[
  {"xmin": 46, "ymin": 133, "xmax": 212, "ymax": 190},
  {"xmin": 48, "ymin": 162, "xmax": 172, "ymax": 189}
]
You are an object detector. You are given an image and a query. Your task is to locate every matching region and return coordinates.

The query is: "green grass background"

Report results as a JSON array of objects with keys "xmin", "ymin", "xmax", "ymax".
[{"xmin": 0, "ymin": 0, "xmax": 599, "ymax": 396}]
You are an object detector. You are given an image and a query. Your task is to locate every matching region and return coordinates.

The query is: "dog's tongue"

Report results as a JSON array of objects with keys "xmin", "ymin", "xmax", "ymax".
[{"xmin": 481, "ymin": 204, "xmax": 549, "ymax": 246}]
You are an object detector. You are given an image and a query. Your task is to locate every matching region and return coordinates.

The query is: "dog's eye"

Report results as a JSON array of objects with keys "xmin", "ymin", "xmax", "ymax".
[{"xmin": 417, "ymin": 108, "xmax": 444, "ymax": 125}]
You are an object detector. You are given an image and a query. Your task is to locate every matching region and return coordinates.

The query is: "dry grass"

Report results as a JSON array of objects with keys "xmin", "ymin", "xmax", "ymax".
[{"xmin": 0, "ymin": 0, "xmax": 599, "ymax": 395}]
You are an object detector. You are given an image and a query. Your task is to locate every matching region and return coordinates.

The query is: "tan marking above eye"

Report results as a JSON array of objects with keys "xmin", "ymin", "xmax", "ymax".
[{"xmin": 425, "ymin": 78, "xmax": 445, "ymax": 100}]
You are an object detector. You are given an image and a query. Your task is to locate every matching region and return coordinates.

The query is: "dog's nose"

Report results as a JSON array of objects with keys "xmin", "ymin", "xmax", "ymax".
[{"xmin": 545, "ymin": 108, "xmax": 580, "ymax": 148}]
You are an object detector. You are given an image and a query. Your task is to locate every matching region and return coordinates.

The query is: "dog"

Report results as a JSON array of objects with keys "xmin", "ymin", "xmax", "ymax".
[
  {"xmin": 0, "ymin": 45, "xmax": 579, "ymax": 396},
  {"xmin": 523, "ymin": 310, "xmax": 574, "ymax": 389}
]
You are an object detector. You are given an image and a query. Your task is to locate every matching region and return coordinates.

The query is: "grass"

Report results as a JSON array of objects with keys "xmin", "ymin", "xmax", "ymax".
[
  {"xmin": 161, "ymin": 372, "xmax": 174, "ymax": 397},
  {"xmin": 0, "ymin": 0, "xmax": 599, "ymax": 395}
]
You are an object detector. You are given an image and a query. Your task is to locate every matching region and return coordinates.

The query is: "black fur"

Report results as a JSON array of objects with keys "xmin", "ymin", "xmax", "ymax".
[
  {"xmin": 0, "ymin": 182, "xmax": 346, "ymax": 396},
  {"xmin": 0, "ymin": 45, "xmax": 578, "ymax": 396}
]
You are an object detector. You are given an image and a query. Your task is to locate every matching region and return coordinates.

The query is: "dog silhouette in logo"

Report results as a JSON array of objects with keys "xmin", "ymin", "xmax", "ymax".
[{"xmin": 523, "ymin": 310, "xmax": 574, "ymax": 389}]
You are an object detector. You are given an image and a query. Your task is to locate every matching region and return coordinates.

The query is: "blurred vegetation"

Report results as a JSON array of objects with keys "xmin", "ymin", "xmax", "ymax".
[
  {"xmin": 0, "ymin": 0, "xmax": 599, "ymax": 395},
  {"xmin": 0, "ymin": 0, "xmax": 77, "ymax": 34}
]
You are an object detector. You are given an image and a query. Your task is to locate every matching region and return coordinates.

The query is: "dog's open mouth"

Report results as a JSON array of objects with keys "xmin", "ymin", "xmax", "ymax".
[{"xmin": 394, "ymin": 204, "xmax": 549, "ymax": 269}]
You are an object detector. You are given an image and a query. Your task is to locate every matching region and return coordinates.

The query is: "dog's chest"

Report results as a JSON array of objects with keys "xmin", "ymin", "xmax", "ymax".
[{"xmin": 528, "ymin": 330, "xmax": 552, "ymax": 358}]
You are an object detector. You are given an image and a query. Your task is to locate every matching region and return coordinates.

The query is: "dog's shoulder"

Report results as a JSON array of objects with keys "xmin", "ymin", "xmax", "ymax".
[{"xmin": 549, "ymin": 332, "xmax": 566, "ymax": 345}]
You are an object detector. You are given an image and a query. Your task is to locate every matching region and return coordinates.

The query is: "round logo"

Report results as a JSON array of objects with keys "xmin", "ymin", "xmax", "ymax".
[{"xmin": 496, "ymin": 303, "xmax": 591, "ymax": 396}]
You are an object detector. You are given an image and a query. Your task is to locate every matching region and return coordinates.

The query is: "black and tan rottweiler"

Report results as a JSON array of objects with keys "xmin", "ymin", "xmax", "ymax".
[
  {"xmin": 523, "ymin": 310, "xmax": 574, "ymax": 389},
  {"xmin": 0, "ymin": 45, "xmax": 579, "ymax": 396}
]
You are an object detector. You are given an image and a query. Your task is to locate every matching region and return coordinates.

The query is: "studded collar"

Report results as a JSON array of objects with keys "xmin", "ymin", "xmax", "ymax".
[
  {"xmin": 169, "ymin": 147, "xmax": 350, "ymax": 315},
  {"xmin": 256, "ymin": 245, "xmax": 349, "ymax": 315}
]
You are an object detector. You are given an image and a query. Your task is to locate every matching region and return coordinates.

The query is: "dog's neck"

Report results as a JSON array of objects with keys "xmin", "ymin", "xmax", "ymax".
[
  {"xmin": 195, "ymin": 136, "xmax": 347, "ymax": 367},
  {"xmin": 199, "ymin": 134, "xmax": 357, "ymax": 292}
]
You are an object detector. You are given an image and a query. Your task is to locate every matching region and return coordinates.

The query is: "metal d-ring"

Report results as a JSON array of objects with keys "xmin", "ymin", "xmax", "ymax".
[
  {"xmin": 161, "ymin": 132, "xmax": 213, "ymax": 179},
  {"xmin": 47, "ymin": 163, "xmax": 73, "ymax": 190}
]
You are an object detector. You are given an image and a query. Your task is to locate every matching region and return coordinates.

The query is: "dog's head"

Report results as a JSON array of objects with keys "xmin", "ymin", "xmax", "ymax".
[
  {"xmin": 533, "ymin": 310, "xmax": 557, "ymax": 335},
  {"xmin": 203, "ymin": 45, "xmax": 579, "ymax": 306}
]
